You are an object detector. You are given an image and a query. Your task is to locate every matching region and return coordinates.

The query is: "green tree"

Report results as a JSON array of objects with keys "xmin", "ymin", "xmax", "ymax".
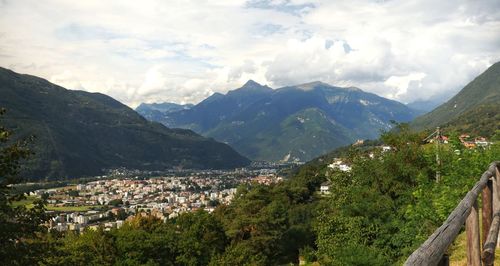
[
  {"xmin": 67, "ymin": 190, "xmax": 79, "ymax": 197},
  {"xmin": 0, "ymin": 108, "xmax": 48, "ymax": 265},
  {"xmin": 214, "ymin": 167, "xmax": 324, "ymax": 265},
  {"xmin": 108, "ymin": 199, "xmax": 123, "ymax": 207},
  {"xmin": 175, "ymin": 210, "xmax": 227, "ymax": 266},
  {"xmin": 113, "ymin": 224, "xmax": 174, "ymax": 266},
  {"xmin": 315, "ymin": 124, "xmax": 431, "ymax": 264},
  {"xmin": 43, "ymin": 228, "xmax": 116, "ymax": 266}
]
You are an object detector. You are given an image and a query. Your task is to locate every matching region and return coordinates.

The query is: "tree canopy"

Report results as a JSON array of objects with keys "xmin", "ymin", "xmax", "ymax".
[{"xmin": 0, "ymin": 108, "xmax": 48, "ymax": 265}]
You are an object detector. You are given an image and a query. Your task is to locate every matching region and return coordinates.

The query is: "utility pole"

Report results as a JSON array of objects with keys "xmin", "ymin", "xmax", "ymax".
[
  {"xmin": 435, "ymin": 127, "xmax": 441, "ymax": 182},
  {"xmin": 423, "ymin": 127, "xmax": 442, "ymax": 182}
]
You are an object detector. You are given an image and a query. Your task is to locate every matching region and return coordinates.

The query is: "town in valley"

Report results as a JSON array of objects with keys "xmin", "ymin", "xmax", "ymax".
[{"xmin": 22, "ymin": 162, "xmax": 297, "ymax": 232}]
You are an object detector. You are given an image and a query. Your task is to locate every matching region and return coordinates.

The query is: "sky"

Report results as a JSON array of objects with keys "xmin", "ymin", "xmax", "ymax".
[{"xmin": 1, "ymin": 0, "xmax": 499, "ymax": 108}]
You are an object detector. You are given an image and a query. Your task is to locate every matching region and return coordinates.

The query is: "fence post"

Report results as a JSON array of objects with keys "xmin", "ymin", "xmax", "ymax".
[
  {"xmin": 482, "ymin": 212, "xmax": 500, "ymax": 265},
  {"xmin": 483, "ymin": 179, "xmax": 493, "ymax": 245},
  {"xmin": 496, "ymin": 165, "xmax": 500, "ymax": 248},
  {"xmin": 494, "ymin": 171, "xmax": 500, "ymax": 214},
  {"xmin": 467, "ymin": 200, "xmax": 481, "ymax": 266}
]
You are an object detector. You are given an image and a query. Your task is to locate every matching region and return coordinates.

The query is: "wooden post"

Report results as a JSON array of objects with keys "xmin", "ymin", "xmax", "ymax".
[
  {"xmin": 467, "ymin": 200, "xmax": 481, "ymax": 266},
  {"xmin": 482, "ymin": 213, "xmax": 500, "ymax": 265},
  {"xmin": 497, "ymin": 166, "xmax": 500, "ymax": 248},
  {"xmin": 483, "ymin": 179, "xmax": 493, "ymax": 246},
  {"xmin": 493, "ymin": 173, "xmax": 500, "ymax": 214}
]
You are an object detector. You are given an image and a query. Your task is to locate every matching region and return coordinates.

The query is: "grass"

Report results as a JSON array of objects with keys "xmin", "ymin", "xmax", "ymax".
[
  {"xmin": 11, "ymin": 196, "xmax": 95, "ymax": 212},
  {"xmin": 45, "ymin": 205, "xmax": 94, "ymax": 212},
  {"xmin": 448, "ymin": 231, "xmax": 500, "ymax": 266},
  {"xmin": 448, "ymin": 210, "xmax": 500, "ymax": 265},
  {"xmin": 448, "ymin": 230, "xmax": 468, "ymax": 265},
  {"xmin": 11, "ymin": 195, "xmax": 37, "ymax": 208}
]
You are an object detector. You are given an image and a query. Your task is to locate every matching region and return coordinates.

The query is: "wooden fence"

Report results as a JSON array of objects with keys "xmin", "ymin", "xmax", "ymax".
[{"xmin": 405, "ymin": 161, "xmax": 500, "ymax": 266}]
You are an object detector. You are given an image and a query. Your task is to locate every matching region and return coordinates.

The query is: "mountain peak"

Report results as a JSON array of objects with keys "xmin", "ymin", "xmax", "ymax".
[
  {"xmin": 239, "ymin": 80, "xmax": 273, "ymax": 91},
  {"xmin": 228, "ymin": 80, "xmax": 273, "ymax": 95},
  {"xmin": 242, "ymin": 79, "xmax": 262, "ymax": 88},
  {"xmin": 296, "ymin": 81, "xmax": 329, "ymax": 90}
]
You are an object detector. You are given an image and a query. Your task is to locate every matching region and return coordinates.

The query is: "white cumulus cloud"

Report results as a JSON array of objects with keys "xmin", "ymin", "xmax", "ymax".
[{"xmin": 0, "ymin": 0, "xmax": 499, "ymax": 107}]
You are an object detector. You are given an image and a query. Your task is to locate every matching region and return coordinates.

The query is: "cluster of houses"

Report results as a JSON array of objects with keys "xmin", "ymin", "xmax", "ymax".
[
  {"xmin": 459, "ymin": 134, "xmax": 491, "ymax": 149},
  {"xmin": 327, "ymin": 159, "xmax": 352, "ymax": 172},
  {"xmin": 321, "ymin": 158, "xmax": 353, "ymax": 195},
  {"xmin": 48, "ymin": 211, "xmax": 125, "ymax": 232},
  {"xmin": 33, "ymin": 171, "xmax": 284, "ymax": 232},
  {"xmin": 427, "ymin": 133, "xmax": 492, "ymax": 149}
]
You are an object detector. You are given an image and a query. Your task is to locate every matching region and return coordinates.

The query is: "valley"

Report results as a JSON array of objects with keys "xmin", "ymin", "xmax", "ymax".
[{"xmin": 1, "ymin": 2, "xmax": 499, "ymax": 264}]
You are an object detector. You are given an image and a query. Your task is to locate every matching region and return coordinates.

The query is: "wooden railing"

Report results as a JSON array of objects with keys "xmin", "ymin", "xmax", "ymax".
[{"xmin": 405, "ymin": 161, "xmax": 500, "ymax": 266}]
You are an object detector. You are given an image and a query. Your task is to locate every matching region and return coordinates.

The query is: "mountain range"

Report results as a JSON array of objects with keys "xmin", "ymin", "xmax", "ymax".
[
  {"xmin": 0, "ymin": 67, "xmax": 250, "ymax": 180},
  {"xmin": 3, "ymin": 59, "xmax": 496, "ymax": 180},
  {"xmin": 137, "ymin": 80, "xmax": 418, "ymax": 162},
  {"xmin": 406, "ymin": 96, "xmax": 449, "ymax": 114},
  {"xmin": 411, "ymin": 61, "xmax": 500, "ymax": 137},
  {"xmin": 135, "ymin": 102, "xmax": 193, "ymax": 123}
]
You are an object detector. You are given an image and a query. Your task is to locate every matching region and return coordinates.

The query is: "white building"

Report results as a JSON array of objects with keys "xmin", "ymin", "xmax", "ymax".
[
  {"xmin": 75, "ymin": 215, "xmax": 89, "ymax": 225},
  {"xmin": 320, "ymin": 182, "xmax": 331, "ymax": 195},
  {"xmin": 328, "ymin": 159, "xmax": 352, "ymax": 172},
  {"xmin": 381, "ymin": 146, "xmax": 392, "ymax": 152}
]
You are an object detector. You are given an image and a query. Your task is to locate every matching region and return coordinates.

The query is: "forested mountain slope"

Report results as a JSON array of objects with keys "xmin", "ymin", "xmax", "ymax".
[{"xmin": 0, "ymin": 67, "xmax": 250, "ymax": 179}]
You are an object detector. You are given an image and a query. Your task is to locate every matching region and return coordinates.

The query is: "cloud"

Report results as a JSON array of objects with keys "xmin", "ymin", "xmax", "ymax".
[
  {"xmin": 50, "ymin": 70, "xmax": 86, "ymax": 91},
  {"xmin": 228, "ymin": 60, "xmax": 257, "ymax": 82},
  {"xmin": 263, "ymin": 0, "xmax": 500, "ymax": 102},
  {"xmin": 385, "ymin": 73, "xmax": 426, "ymax": 100},
  {"xmin": 245, "ymin": 0, "xmax": 315, "ymax": 16},
  {"xmin": 264, "ymin": 37, "xmax": 396, "ymax": 91},
  {"xmin": 0, "ymin": 0, "xmax": 499, "ymax": 107},
  {"xmin": 54, "ymin": 23, "xmax": 121, "ymax": 41}
]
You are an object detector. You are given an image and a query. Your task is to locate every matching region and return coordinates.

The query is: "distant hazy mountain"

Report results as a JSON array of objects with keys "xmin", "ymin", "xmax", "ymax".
[
  {"xmin": 411, "ymin": 62, "xmax": 500, "ymax": 136},
  {"xmin": 136, "ymin": 102, "xmax": 193, "ymax": 125},
  {"xmin": 0, "ymin": 67, "xmax": 250, "ymax": 180},
  {"xmin": 137, "ymin": 102, "xmax": 193, "ymax": 113},
  {"xmin": 406, "ymin": 97, "xmax": 448, "ymax": 114},
  {"xmin": 138, "ymin": 80, "xmax": 418, "ymax": 162}
]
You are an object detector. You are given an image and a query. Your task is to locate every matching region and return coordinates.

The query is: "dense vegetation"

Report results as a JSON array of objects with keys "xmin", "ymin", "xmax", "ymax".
[
  {"xmin": 441, "ymin": 103, "xmax": 500, "ymax": 139},
  {"xmin": 0, "ymin": 108, "xmax": 48, "ymax": 265},
  {"xmin": 315, "ymin": 127, "xmax": 499, "ymax": 264},
  {"xmin": 0, "ymin": 67, "xmax": 249, "ymax": 180},
  {"xmin": 2, "ymin": 116, "xmax": 499, "ymax": 265}
]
